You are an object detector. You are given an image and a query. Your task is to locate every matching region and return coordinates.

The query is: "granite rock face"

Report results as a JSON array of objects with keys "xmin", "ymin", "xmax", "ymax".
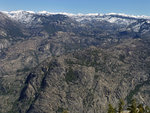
[{"xmin": 10, "ymin": 39, "xmax": 150, "ymax": 113}]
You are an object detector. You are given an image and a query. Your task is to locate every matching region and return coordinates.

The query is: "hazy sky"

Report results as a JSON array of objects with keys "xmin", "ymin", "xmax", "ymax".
[{"xmin": 0, "ymin": 0, "xmax": 150, "ymax": 16}]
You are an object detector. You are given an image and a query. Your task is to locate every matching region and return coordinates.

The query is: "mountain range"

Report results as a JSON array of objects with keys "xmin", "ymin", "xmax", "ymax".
[{"xmin": 0, "ymin": 11, "xmax": 150, "ymax": 113}]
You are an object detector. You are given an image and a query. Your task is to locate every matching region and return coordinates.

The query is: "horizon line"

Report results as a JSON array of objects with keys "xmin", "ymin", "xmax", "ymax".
[{"xmin": 1, "ymin": 10, "xmax": 150, "ymax": 18}]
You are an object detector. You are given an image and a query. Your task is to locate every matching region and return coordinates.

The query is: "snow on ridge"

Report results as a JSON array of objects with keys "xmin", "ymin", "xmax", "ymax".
[
  {"xmin": 1, "ymin": 10, "xmax": 36, "ymax": 24},
  {"xmin": 106, "ymin": 13, "xmax": 150, "ymax": 19},
  {"xmin": 38, "ymin": 11, "xmax": 75, "ymax": 16},
  {"xmin": 38, "ymin": 11, "xmax": 49, "ymax": 14},
  {"xmin": 2, "ymin": 10, "xmax": 150, "ymax": 19},
  {"xmin": 1, "ymin": 10, "xmax": 150, "ymax": 25},
  {"xmin": 3, "ymin": 10, "xmax": 35, "ymax": 15}
]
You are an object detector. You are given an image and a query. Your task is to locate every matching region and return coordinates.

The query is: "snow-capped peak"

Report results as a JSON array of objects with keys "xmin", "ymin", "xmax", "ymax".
[{"xmin": 2, "ymin": 10, "xmax": 36, "ymax": 25}]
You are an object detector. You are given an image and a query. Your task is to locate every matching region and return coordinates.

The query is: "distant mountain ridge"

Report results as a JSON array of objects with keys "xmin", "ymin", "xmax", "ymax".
[
  {"xmin": 2, "ymin": 10, "xmax": 150, "ymax": 19},
  {"xmin": 2, "ymin": 11, "xmax": 150, "ymax": 24}
]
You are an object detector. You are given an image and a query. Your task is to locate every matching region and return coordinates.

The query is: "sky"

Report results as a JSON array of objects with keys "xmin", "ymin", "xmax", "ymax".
[{"xmin": 0, "ymin": 0, "xmax": 150, "ymax": 16}]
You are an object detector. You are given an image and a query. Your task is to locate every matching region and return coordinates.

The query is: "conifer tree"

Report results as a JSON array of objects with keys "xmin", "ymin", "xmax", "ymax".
[
  {"xmin": 127, "ymin": 99, "xmax": 138, "ymax": 113},
  {"xmin": 137, "ymin": 104, "xmax": 144, "ymax": 113},
  {"xmin": 118, "ymin": 99, "xmax": 125, "ymax": 113},
  {"xmin": 107, "ymin": 103, "xmax": 116, "ymax": 113},
  {"xmin": 145, "ymin": 106, "xmax": 150, "ymax": 113},
  {"xmin": 62, "ymin": 110, "xmax": 68, "ymax": 113}
]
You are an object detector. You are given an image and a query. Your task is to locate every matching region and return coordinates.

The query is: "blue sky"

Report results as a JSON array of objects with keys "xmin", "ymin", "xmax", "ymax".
[{"xmin": 0, "ymin": 0, "xmax": 150, "ymax": 16}]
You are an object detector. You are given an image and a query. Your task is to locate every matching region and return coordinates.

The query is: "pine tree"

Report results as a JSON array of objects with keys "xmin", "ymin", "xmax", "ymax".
[
  {"xmin": 118, "ymin": 99, "xmax": 125, "ymax": 113},
  {"xmin": 107, "ymin": 103, "xmax": 116, "ymax": 113},
  {"xmin": 62, "ymin": 110, "xmax": 68, "ymax": 113},
  {"xmin": 137, "ymin": 104, "xmax": 144, "ymax": 113},
  {"xmin": 145, "ymin": 106, "xmax": 150, "ymax": 113},
  {"xmin": 127, "ymin": 99, "xmax": 138, "ymax": 113}
]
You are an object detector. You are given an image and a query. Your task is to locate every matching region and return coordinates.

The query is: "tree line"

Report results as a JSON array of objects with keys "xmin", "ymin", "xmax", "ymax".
[{"xmin": 107, "ymin": 99, "xmax": 150, "ymax": 113}]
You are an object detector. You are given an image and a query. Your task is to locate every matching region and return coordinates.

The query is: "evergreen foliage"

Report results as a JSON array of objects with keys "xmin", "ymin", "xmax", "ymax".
[
  {"xmin": 107, "ymin": 99, "xmax": 150, "ymax": 113},
  {"xmin": 127, "ymin": 99, "xmax": 138, "ymax": 113},
  {"xmin": 118, "ymin": 99, "xmax": 125, "ymax": 113},
  {"xmin": 107, "ymin": 103, "xmax": 116, "ymax": 113}
]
